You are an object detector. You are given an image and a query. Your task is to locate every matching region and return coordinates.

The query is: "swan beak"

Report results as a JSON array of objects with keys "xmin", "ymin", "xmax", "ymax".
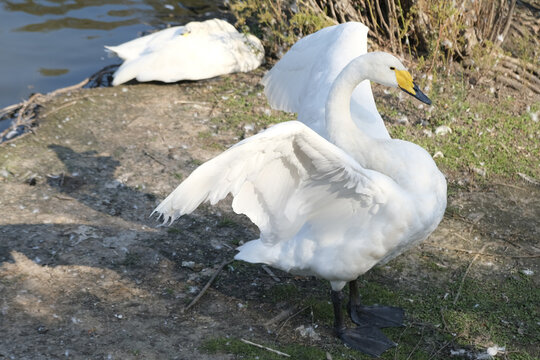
[{"xmin": 395, "ymin": 70, "xmax": 432, "ymax": 105}]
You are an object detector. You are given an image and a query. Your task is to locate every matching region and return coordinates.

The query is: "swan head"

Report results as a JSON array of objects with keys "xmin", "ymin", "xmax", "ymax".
[{"xmin": 366, "ymin": 52, "xmax": 432, "ymax": 105}]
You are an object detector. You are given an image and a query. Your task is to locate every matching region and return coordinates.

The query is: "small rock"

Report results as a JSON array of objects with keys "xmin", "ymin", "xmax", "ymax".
[
  {"xmin": 441, "ymin": 39, "xmax": 453, "ymax": 49},
  {"xmin": 5, "ymin": 129, "xmax": 19, "ymax": 140},
  {"xmin": 433, "ymin": 151, "xmax": 444, "ymax": 159},
  {"xmin": 25, "ymin": 177, "xmax": 37, "ymax": 186},
  {"xmin": 416, "ymin": 119, "xmax": 429, "ymax": 127},
  {"xmin": 243, "ymin": 123, "xmax": 255, "ymax": 132},
  {"xmin": 104, "ymin": 180, "xmax": 122, "ymax": 189},
  {"xmin": 450, "ymin": 349, "xmax": 467, "ymax": 356},
  {"xmin": 37, "ymin": 325, "xmax": 48, "ymax": 334},
  {"xmin": 435, "ymin": 125, "xmax": 452, "ymax": 136},
  {"xmin": 487, "ymin": 345, "xmax": 505, "ymax": 356},
  {"xmin": 210, "ymin": 239, "xmax": 223, "ymax": 250},
  {"xmin": 472, "ymin": 167, "xmax": 486, "ymax": 177},
  {"xmin": 466, "ymin": 212, "xmax": 485, "ymax": 223},
  {"xmin": 528, "ymin": 110, "xmax": 538, "ymax": 123},
  {"xmin": 295, "ymin": 325, "xmax": 321, "ymax": 341},
  {"xmin": 181, "ymin": 261, "xmax": 196, "ymax": 269},
  {"xmin": 397, "ymin": 115, "xmax": 409, "ymax": 125}
]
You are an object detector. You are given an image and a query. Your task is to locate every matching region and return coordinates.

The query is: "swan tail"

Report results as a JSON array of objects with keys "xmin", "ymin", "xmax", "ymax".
[
  {"xmin": 110, "ymin": 60, "xmax": 143, "ymax": 86},
  {"xmin": 234, "ymin": 239, "xmax": 278, "ymax": 265},
  {"xmin": 104, "ymin": 45, "xmax": 119, "ymax": 57}
]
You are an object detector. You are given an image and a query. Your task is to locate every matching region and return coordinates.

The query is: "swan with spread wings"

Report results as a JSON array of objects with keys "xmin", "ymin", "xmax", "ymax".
[{"xmin": 154, "ymin": 23, "xmax": 446, "ymax": 357}]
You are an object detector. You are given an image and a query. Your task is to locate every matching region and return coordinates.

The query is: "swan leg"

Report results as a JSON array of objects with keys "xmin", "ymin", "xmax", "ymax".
[
  {"xmin": 348, "ymin": 279, "xmax": 404, "ymax": 328},
  {"xmin": 331, "ymin": 290, "xmax": 396, "ymax": 357}
]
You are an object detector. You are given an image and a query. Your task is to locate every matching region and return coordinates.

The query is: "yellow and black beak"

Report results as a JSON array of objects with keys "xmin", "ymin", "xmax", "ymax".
[{"xmin": 395, "ymin": 69, "xmax": 432, "ymax": 105}]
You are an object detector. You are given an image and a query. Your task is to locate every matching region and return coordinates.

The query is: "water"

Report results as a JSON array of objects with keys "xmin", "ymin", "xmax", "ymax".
[{"xmin": 0, "ymin": 0, "xmax": 223, "ymax": 131}]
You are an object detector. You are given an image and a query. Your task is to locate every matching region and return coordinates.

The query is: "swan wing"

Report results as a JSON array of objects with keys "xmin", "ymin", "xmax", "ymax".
[
  {"xmin": 262, "ymin": 22, "xmax": 388, "ymax": 139},
  {"xmin": 105, "ymin": 26, "xmax": 184, "ymax": 61},
  {"xmin": 153, "ymin": 121, "xmax": 393, "ymax": 245},
  {"xmin": 105, "ymin": 19, "xmax": 235, "ymax": 60}
]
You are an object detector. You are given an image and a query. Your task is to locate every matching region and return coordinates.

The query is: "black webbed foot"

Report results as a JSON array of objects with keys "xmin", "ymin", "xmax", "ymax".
[
  {"xmin": 349, "ymin": 304, "xmax": 405, "ymax": 328},
  {"xmin": 347, "ymin": 279, "xmax": 405, "ymax": 328},
  {"xmin": 332, "ymin": 287, "xmax": 399, "ymax": 357},
  {"xmin": 337, "ymin": 325, "xmax": 397, "ymax": 357}
]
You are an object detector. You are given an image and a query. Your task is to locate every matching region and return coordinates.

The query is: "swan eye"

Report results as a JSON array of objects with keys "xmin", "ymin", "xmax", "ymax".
[{"xmin": 390, "ymin": 66, "xmax": 396, "ymax": 71}]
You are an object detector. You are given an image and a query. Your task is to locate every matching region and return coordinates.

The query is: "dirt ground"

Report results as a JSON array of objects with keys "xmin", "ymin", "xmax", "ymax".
[{"xmin": 0, "ymin": 69, "xmax": 538, "ymax": 360}]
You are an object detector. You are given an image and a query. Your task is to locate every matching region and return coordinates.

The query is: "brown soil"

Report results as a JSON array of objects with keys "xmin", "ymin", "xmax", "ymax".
[{"xmin": 0, "ymin": 68, "xmax": 538, "ymax": 360}]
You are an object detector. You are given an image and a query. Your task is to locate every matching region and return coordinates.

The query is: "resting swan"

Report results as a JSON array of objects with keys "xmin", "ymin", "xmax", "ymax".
[
  {"xmin": 262, "ymin": 22, "xmax": 388, "ymax": 140},
  {"xmin": 153, "ymin": 52, "xmax": 447, "ymax": 356},
  {"xmin": 105, "ymin": 18, "xmax": 264, "ymax": 86}
]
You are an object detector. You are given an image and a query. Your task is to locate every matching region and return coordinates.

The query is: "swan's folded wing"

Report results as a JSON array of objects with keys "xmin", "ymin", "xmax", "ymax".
[
  {"xmin": 105, "ymin": 27, "xmax": 184, "ymax": 61},
  {"xmin": 153, "ymin": 121, "xmax": 394, "ymax": 244}
]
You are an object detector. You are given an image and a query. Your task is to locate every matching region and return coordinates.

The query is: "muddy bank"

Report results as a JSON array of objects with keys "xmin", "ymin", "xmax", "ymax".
[{"xmin": 0, "ymin": 71, "xmax": 538, "ymax": 359}]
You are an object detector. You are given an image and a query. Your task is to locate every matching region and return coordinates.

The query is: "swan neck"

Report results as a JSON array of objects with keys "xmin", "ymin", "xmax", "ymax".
[{"xmin": 325, "ymin": 57, "xmax": 370, "ymax": 144}]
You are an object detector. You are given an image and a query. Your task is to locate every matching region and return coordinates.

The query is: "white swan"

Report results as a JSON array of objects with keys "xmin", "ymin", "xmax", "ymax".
[
  {"xmin": 153, "ymin": 51, "xmax": 446, "ymax": 357},
  {"xmin": 262, "ymin": 22, "xmax": 388, "ymax": 140},
  {"xmin": 105, "ymin": 18, "xmax": 264, "ymax": 86}
]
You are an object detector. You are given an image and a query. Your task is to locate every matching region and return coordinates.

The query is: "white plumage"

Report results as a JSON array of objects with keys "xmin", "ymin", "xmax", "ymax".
[
  {"xmin": 154, "ymin": 23, "xmax": 447, "ymax": 354},
  {"xmin": 105, "ymin": 18, "xmax": 264, "ymax": 86},
  {"xmin": 262, "ymin": 22, "xmax": 388, "ymax": 140},
  {"xmin": 153, "ymin": 52, "xmax": 446, "ymax": 293}
]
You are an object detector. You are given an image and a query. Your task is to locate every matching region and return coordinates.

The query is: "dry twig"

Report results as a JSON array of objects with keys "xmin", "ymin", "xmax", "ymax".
[
  {"xmin": 453, "ymin": 243, "xmax": 492, "ymax": 305},
  {"xmin": 142, "ymin": 150, "xmax": 168, "ymax": 167},
  {"xmin": 517, "ymin": 173, "xmax": 540, "ymax": 186},
  {"xmin": 275, "ymin": 305, "xmax": 310, "ymax": 337},
  {"xmin": 428, "ymin": 339, "xmax": 452, "ymax": 360},
  {"xmin": 0, "ymin": 77, "xmax": 90, "ymax": 143},
  {"xmin": 182, "ymin": 259, "xmax": 232, "ymax": 313},
  {"xmin": 406, "ymin": 325, "xmax": 425, "ymax": 360},
  {"xmin": 264, "ymin": 306, "xmax": 297, "ymax": 327},
  {"xmin": 240, "ymin": 338, "xmax": 291, "ymax": 357},
  {"xmin": 493, "ymin": 181, "xmax": 528, "ymax": 191},
  {"xmin": 262, "ymin": 265, "xmax": 281, "ymax": 282}
]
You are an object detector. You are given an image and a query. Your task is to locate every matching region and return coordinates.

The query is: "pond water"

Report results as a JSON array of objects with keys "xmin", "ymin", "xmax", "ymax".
[{"xmin": 0, "ymin": 0, "xmax": 223, "ymax": 131}]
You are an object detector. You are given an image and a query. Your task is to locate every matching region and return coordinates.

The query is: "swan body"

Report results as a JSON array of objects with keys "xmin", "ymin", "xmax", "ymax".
[
  {"xmin": 154, "ymin": 51, "xmax": 446, "ymax": 290},
  {"xmin": 154, "ymin": 48, "xmax": 446, "ymax": 356},
  {"xmin": 105, "ymin": 18, "xmax": 264, "ymax": 86},
  {"xmin": 262, "ymin": 22, "xmax": 388, "ymax": 140}
]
